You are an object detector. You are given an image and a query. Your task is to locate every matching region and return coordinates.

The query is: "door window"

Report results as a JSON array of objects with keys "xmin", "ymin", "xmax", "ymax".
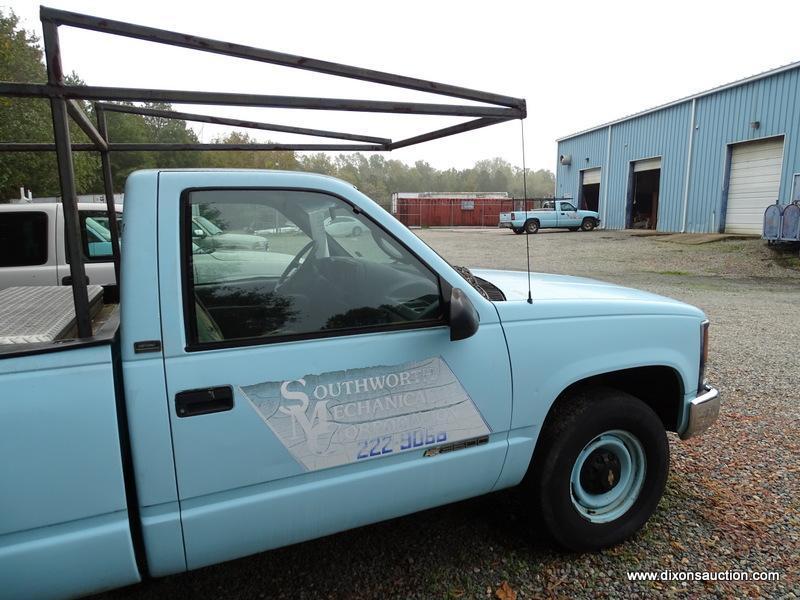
[
  {"xmin": 560, "ymin": 203, "xmax": 576, "ymax": 212},
  {"xmin": 184, "ymin": 189, "xmax": 443, "ymax": 347},
  {"xmin": 65, "ymin": 211, "xmax": 121, "ymax": 262},
  {"xmin": 0, "ymin": 211, "xmax": 48, "ymax": 267},
  {"xmin": 81, "ymin": 212, "xmax": 117, "ymax": 260}
]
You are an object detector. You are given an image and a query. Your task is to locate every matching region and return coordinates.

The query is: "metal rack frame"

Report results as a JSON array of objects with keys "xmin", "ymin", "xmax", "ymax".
[{"xmin": 0, "ymin": 6, "xmax": 526, "ymax": 338}]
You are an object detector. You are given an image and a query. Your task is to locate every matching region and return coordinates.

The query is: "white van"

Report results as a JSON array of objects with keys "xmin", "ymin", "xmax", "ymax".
[{"xmin": 0, "ymin": 203, "xmax": 122, "ymax": 290}]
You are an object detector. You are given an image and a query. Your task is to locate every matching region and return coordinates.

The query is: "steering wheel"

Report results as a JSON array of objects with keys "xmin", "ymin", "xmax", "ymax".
[{"xmin": 275, "ymin": 240, "xmax": 316, "ymax": 292}]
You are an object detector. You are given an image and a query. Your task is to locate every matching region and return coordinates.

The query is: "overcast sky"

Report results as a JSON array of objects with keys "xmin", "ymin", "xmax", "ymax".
[{"xmin": 4, "ymin": 0, "xmax": 800, "ymax": 172}]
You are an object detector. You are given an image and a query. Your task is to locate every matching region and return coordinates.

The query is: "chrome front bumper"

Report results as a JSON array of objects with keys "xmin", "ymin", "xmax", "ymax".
[{"xmin": 680, "ymin": 385, "xmax": 720, "ymax": 440}]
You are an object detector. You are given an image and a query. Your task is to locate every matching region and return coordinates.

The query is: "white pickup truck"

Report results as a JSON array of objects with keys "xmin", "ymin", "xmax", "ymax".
[{"xmin": 0, "ymin": 202, "xmax": 122, "ymax": 289}]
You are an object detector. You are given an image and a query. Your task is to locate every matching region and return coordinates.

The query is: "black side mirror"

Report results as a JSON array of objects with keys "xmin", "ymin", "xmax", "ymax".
[{"xmin": 449, "ymin": 287, "xmax": 480, "ymax": 341}]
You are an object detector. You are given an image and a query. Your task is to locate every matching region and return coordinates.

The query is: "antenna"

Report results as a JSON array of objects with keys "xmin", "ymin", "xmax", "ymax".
[{"xmin": 520, "ymin": 120, "xmax": 533, "ymax": 304}]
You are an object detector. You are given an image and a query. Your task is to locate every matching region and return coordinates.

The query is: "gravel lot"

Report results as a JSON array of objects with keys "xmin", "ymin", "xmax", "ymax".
[{"xmin": 97, "ymin": 229, "xmax": 799, "ymax": 600}]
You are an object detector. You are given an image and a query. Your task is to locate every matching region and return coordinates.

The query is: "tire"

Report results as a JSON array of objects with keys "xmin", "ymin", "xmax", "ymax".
[
  {"xmin": 524, "ymin": 220, "xmax": 539, "ymax": 234},
  {"xmin": 512, "ymin": 228, "xmax": 524, "ymax": 235},
  {"xmin": 527, "ymin": 387, "xmax": 668, "ymax": 551},
  {"xmin": 569, "ymin": 227, "xmax": 579, "ymax": 232},
  {"xmin": 581, "ymin": 218, "xmax": 596, "ymax": 232}
]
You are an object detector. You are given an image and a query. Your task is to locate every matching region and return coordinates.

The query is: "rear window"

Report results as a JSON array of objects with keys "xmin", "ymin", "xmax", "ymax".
[{"xmin": 0, "ymin": 211, "xmax": 48, "ymax": 267}]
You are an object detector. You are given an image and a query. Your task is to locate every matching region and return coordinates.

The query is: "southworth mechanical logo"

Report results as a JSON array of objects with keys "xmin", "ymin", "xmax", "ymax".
[{"xmin": 240, "ymin": 357, "xmax": 490, "ymax": 471}]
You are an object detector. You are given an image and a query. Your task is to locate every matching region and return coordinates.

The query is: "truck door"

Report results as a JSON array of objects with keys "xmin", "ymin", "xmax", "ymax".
[
  {"xmin": 157, "ymin": 174, "xmax": 512, "ymax": 570},
  {"xmin": 557, "ymin": 201, "xmax": 581, "ymax": 228},
  {"xmin": 537, "ymin": 202, "xmax": 557, "ymax": 228}
]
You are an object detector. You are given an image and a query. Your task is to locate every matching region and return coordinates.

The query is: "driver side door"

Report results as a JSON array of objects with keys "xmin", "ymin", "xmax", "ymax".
[
  {"xmin": 557, "ymin": 202, "xmax": 581, "ymax": 228},
  {"xmin": 157, "ymin": 176, "xmax": 512, "ymax": 570}
]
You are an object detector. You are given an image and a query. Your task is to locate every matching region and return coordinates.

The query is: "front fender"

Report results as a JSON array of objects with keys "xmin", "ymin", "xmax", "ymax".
[{"xmin": 492, "ymin": 310, "xmax": 699, "ymax": 490}]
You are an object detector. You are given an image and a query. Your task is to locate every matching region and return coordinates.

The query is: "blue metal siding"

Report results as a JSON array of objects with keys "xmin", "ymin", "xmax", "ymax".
[
  {"xmin": 557, "ymin": 65, "xmax": 800, "ymax": 232},
  {"xmin": 687, "ymin": 67, "xmax": 800, "ymax": 232},
  {"xmin": 555, "ymin": 128, "xmax": 608, "ymax": 205},
  {"xmin": 605, "ymin": 103, "xmax": 691, "ymax": 230}
]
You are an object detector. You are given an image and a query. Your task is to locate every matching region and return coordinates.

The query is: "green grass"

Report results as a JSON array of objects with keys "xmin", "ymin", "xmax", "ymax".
[
  {"xmin": 767, "ymin": 244, "xmax": 800, "ymax": 271},
  {"xmin": 718, "ymin": 241, "xmax": 748, "ymax": 253},
  {"xmin": 773, "ymin": 255, "xmax": 800, "ymax": 271}
]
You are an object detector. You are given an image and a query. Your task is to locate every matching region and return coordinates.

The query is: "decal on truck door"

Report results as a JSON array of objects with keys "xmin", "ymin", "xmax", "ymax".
[{"xmin": 239, "ymin": 357, "xmax": 490, "ymax": 471}]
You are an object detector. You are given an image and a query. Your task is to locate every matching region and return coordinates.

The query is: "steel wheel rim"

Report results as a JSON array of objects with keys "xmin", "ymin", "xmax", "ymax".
[{"xmin": 569, "ymin": 429, "xmax": 646, "ymax": 523}]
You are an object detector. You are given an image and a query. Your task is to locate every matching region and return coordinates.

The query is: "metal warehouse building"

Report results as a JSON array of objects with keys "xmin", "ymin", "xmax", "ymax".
[{"xmin": 556, "ymin": 61, "xmax": 800, "ymax": 234}]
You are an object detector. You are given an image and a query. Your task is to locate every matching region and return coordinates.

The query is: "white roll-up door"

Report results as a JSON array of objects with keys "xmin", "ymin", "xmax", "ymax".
[
  {"xmin": 633, "ymin": 157, "xmax": 661, "ymax": 172},
  {"xmin": 581, "ymin": 168, "xmax": 601, "ymax": 185},
  {"xmin": 725, "ymin": 137, "xmax": 784, "ymax": 234}
]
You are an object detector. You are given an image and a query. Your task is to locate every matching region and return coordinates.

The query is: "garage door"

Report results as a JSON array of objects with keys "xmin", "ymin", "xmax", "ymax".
[
  {"xmin": 582, "ymin": 168, "xmax": 601, "ymax": 185},
  {"xmin": 633, "ymin": 157, "xmax": 661, "ymax": 172},
  {"xmin": 725, "ymin": 137, "xmax": 784, "ymax": 234}
]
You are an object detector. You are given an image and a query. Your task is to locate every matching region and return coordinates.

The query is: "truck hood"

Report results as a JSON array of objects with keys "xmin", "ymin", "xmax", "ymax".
[
  {"xmin": 216, "ymin": 232, "xmax": 268, "ymax": 247},
  {"xmin": 470, "ymin": 268, "xmax": 704, "ymax": 317}
]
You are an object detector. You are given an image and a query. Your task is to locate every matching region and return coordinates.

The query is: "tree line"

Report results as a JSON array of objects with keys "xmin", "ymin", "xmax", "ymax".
[{"xmin": 0, "ymin": 10, "xmax": 554, "ymax": 209}]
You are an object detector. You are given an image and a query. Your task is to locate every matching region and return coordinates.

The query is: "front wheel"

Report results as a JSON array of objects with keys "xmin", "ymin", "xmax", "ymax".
[
  {"xmin": 525, "ymin": 220, "xmax": 539, "ymax": 234},
  {"xmin": 527, "ymin": 387, "xmax": 668, "ymax": 551},
  {"xmin": 581, "ymin": 218, "xmax": 596, "ymax": 231}
]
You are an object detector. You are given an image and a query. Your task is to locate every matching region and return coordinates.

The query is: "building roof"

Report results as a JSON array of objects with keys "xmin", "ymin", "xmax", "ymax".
[{"xmin": 557, "ymin": 59, "xmax": 800, "ymax": 142}]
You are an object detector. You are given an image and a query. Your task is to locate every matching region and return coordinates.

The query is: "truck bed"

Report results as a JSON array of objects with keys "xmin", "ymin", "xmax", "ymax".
[
  {"xmin": 0, "ymin": 299, "xmax": 137, "ymax": 598},
  {"xmin": 0, "ymin": 286, "xmax": 105, "ymax": 345}
]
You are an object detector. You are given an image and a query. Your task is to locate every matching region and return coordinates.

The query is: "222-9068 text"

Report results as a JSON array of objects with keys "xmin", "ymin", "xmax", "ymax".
[{"xmin": 356, "ymin": 429, "xmax": 447, "ymax": 459}]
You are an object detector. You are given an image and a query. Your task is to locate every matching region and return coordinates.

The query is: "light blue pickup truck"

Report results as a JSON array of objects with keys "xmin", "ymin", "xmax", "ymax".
[
  {"xmin": 0, "ymin": 170, "xmax": 719, "ymax": 599},
  {"xmin": 499, "ymin": 200, "xmax": 601, "ymax": 234}
]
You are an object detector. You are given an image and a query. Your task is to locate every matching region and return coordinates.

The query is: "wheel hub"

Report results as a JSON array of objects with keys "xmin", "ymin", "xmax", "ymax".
[
  {"xmin": 569, "ymin": 430, "xmax": 647, "ymax": 524},
  {"xmin": 579, "ymin": 449, "xmax": 622, "ymax": 494}
]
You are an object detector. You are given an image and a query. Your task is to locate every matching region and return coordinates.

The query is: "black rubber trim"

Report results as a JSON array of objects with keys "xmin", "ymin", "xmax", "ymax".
[
  {"xmin": 179, "ymin": 186, "xmax": 446, "ymax": 353},
  {"xmin": 110, "ymin": 330, "xmax": 150, "ymax": 578}
]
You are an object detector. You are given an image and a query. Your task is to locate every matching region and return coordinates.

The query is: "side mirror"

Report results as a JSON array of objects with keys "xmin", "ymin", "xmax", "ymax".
[
  {"xmin": 449, "ymin": 287, "xmax": 480, "ymax": 342},
  {"xmin": 193, "ymin": 228, "xmax": 206, "ymax": 239}
]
